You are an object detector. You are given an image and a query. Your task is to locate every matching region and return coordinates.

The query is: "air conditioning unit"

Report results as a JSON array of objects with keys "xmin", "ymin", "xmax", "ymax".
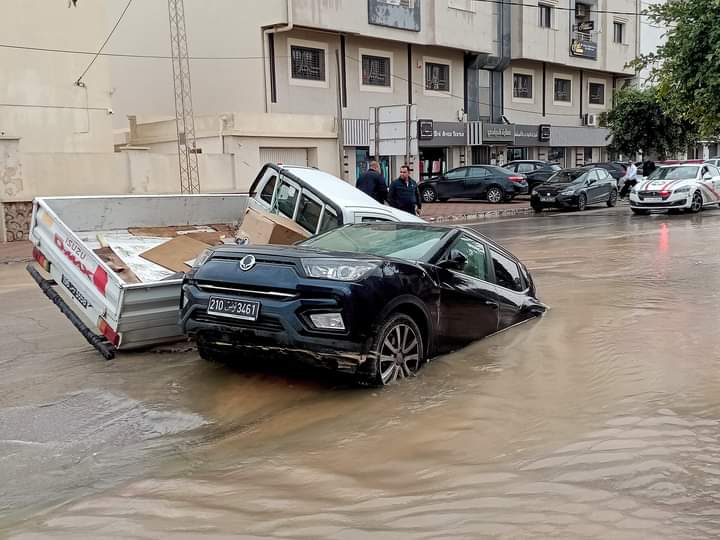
[
  {"xmin": 585, "ymin": 113, "xmax": 598, "ymax": 127},
  {"xmin": 575, "ymin": 4, "xmax": 589, "ymax": 17}
]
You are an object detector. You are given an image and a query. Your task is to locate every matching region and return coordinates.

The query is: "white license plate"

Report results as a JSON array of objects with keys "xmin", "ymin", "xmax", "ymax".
[
  {"xmin": 540, "ymin": 196, "xmax": 555, "ymax": 202},
  {"xmin": 644, "ymin": 197, "xmax": 662, "ymax": 202},
  {"xmin": 207, "ymin": 296, "xmax": 260, "ymax": 321}
]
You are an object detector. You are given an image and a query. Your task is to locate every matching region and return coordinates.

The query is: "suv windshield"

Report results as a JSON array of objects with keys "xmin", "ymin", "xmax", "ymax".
[
  {"xmin": 648, "ymin": 166, "xmax": 699, "ymax": 181},
  {"xmin": 301, "ymin": 224, "xmax": 449, "ymax": 261},
  {"xmin": 547, "ymin": 170, "xmax": 588, "ymax": 183}
]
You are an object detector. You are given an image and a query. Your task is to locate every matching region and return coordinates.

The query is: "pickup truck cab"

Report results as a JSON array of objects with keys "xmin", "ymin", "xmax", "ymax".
[{"xmin": 250, "ymin": 164, "xmax": 422, "ymax": 231}]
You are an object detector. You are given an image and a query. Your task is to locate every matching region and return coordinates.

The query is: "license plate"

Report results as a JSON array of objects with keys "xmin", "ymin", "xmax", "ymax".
[
  {"xmin": 207, "ymin": 296, "xmax": 260, "ymax": 321},
  {"xmin": 644, "ymin": 197, "xmax": 662, "ymax": 202},
  {"xmin": 541, "ymin": 196, "xmax": 555, "ymax": 202}
]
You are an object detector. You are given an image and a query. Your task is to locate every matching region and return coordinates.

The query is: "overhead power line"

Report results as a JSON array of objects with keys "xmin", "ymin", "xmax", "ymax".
[
  {"xmin": 0, "ymin": 102, "xmax": 108, "ymax": 111},
  {"xmin": 472, "ymin": 0, "xmax": 653, "ymax": 17},
  {"xmin": 0, "ymin": 42, "xmax": 267, "ymax": 60},
  {"xmin": 75, "ymin": 0, "xmax": 134, "ymax": 85}
]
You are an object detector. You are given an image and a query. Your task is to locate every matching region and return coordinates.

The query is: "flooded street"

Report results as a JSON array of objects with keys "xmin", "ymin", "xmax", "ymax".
[{"xmin": 3, "ymin": 207, "xmax": 720, "ymax": 539}]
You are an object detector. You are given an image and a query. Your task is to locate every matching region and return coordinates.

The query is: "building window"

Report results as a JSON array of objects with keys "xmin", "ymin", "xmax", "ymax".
[
  {"xmin": 554, "ymin": 78, "xmax": 571, "ymax": 102},
  {"xmin": 513, "ymin": 73, "xmax": 533, "ymax": 99},
  {"xmin": 361, "ymin": 54, "xmax": 391, "ymax": 87},
  {"xmin": 539, "ymin": 4, "xmax": 552, "ymax": 28},
  {"xmin": 425, "ymin": 61, "xmax": 450, "ymax": 92},
  {"xmin": 589, "ymin": 82, "xmax": 605, "ymax": 105},
  {"xmin": 613, "ymin": 22, "xmax": 625, "ymax": 44},
  {"xmin": 290, "ymin": 45, "xmax": 325, "ymax": 82}
]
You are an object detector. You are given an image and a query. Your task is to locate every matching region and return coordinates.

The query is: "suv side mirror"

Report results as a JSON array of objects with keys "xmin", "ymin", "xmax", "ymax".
[
  {"xmin": 438, "ymin": 249, "xmax": 468, "ymax": 271},
  {"xmin": 703, "ymin": 172, "xmax": 713, "ymax": 180}
]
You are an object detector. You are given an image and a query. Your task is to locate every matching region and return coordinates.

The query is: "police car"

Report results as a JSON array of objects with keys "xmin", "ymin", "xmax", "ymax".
[{"xmin": 629, "ymin": 163, "xmax": 720, "ymax": 215}]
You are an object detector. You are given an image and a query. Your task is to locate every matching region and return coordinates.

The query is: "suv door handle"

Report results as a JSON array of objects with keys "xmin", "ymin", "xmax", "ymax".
[{"xmin": 484, "ymin": 300, "xmax": 499, "ymax": 309}]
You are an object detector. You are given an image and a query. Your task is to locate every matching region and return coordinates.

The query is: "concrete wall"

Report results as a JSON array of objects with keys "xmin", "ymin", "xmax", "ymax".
[
  {"xmin": 512, "ymin": 0, "xmax": 638, "ymax": 75},
  {"xmin": 503, "ymin": 60, "xmax": 614, "ymax": 126},
  {"xmin": 128, "ymin": 111, "xmax": 341, "ymax": 178},
  {"xmin": 0, "ymin": 0, "xmax": 114, "ymax": 152},
  {"xmin": 291, "ymin": 0, "xmax": 496, "ymax": 53},
  {"xmin": 0, "ymin": 147, "xmax": 241, "ymax": 205},
  {"xmin": 105, "ymin": 0, "xmax": 286, "ymax": 125}
]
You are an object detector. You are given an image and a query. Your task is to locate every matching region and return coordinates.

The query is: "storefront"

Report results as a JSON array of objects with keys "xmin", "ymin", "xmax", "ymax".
[
  {"xmin": 481, "ymin": 123, "xmax": 515, "ymax": 165},
  {"xmin": 549, "ymin": 126, "xmax": 611, "ymax": 167},
  {"xmin": 510, "ymin": 124, "xmax": 551, "ymax": 162},
  {"xmin": 418, "ymin": 121, "xmax": 467, "ymax": 180}
]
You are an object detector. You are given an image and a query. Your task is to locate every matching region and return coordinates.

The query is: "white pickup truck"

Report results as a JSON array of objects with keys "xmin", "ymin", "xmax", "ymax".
[{"xmin": 27, "ymin": 164, "xmax": 422, "ymax": 359}]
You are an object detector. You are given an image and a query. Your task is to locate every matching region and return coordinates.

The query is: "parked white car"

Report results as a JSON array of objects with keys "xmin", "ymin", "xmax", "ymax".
[
  {"xmin": 250, "ymin": 164, "xmax": 424, "ymax": 232},
  {"xmin": 629, "ymin": 163, "xmax": 720, "ymax": 214}
]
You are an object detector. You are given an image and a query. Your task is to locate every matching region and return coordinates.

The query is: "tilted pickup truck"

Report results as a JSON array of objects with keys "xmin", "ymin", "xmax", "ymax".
[{"xmin": 27, "ymin": 164, "xmax": 422, "ymax": 359}]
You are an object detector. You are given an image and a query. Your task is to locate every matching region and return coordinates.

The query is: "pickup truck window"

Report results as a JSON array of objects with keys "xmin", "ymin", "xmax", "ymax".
[
  {"xmin": 260, "ymin": 175, "xmax": 277, "ymax": 204},
  {"xmin": 296, "ymin": 193, "xmax": 323, "ymax": 233},
  {"xmin": 319, "ymin": 208, "xmax": 339, "ymax": 234},
  {"xmin": 273, "ymin": 179, "xmax": 300, "ymax": 219}
]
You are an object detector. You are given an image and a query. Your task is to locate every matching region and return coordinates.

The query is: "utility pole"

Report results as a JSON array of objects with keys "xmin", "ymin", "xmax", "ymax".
[
  {"xmin": 335, "ymin": 49, "xmax": 345, "ymax": 180},
  {"xmin": 168, "ymin": 0, "xmax": 200, "ymax": 194}
]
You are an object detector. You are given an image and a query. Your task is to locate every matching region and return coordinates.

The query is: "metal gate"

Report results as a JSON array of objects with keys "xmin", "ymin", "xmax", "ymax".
[{"xmin": 259, "ymin": 147, "xmax": 308, "ymax": 167}]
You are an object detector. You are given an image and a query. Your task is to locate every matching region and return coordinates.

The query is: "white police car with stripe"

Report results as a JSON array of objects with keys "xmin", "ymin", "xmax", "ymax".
[{"xmin": 629, "ymin": 163, "xmax": 720, "ymax": 215}]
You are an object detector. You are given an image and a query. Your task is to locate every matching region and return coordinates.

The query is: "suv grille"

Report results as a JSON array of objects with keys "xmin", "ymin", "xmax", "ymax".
[{"xmin": 191, "ymin": 312, "xmax": 284, "ymax": 332}]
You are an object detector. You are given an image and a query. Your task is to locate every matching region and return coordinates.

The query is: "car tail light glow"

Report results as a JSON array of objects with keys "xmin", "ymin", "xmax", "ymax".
[
  {"xmin": 33, "ymin": 247, "xmax": 51, "ymax": 272},
  {"xmin": 98, "ymin": 317, "xmax": 120, "ymax": 347},
  {"xmin": 509, "ymin": 176, "xmax": 525, "ymax": 183}
]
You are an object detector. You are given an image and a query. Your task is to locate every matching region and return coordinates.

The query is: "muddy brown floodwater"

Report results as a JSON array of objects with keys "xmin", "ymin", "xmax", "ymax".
[{"xmin": 2, "ymin": 207, "xmax": 720, "ymax": 539}]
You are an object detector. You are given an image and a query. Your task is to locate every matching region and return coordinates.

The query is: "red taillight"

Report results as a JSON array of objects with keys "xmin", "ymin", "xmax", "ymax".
[
  {"xmin": 509, "ymin": 176, "xmax": 525, "ymax": 183},
  {"xmin": 98, "ymin": 317, "xmax": 120, "ymax": 347},
  {"xmin": 33, "ymin": 247, "xmax": 51, "ymax": 272}
]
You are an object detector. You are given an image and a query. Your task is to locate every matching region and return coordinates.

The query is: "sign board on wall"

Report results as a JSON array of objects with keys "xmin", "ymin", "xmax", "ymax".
[
  {"xmin": 420, "ymin": 121, "xmax": 467, "ymax": 147},
  {"xmin": 369, "ymin": 105, "xmax": 418, "ymax": 157},
  {"xmin": 570, "ymin": 39, "xmax": 598, "ymax": 59},
  {"xmin": 513, "ymin": 124, "xmax": 551, "ymax": 147},
  {"xmin": 482, "ymin": 123, "xmax": 514, "ymax": 144},
  {"xmin": 368, "ymin": 0, "xmax": 421, "ymax": 32}
]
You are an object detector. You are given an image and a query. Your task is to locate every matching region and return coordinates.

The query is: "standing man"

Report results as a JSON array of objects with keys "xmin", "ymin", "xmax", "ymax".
[
  {"xmin": 355, "ymin": 160, "xmax": 388, "ymax": 204},
  {"xmin": 388, "ymin": 164, "xmax": 422, "ymax": 216}
]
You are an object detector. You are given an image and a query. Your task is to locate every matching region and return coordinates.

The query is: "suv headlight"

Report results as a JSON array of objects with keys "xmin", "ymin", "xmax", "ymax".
[
  {"xmin": 302, "ymin": 259, "xmax": 379, "ymax": 281},
  {"xmin": 674, "ymin": 186, "xmax": 691, "ymax": 193}
]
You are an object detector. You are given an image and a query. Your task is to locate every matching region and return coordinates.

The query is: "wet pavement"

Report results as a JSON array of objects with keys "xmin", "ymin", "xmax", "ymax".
[{"xmin": 2, "ymin": 205, "xmax": 720, "ymax": 539}]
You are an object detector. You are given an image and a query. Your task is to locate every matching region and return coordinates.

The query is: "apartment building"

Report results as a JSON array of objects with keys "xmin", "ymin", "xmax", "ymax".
[
  {"xmin": 501, "ymin": 0, "xmax": 639, "ymax": 167},
  {"xmin": 115, "ymin": 0, "xmax": 503, "ymax": 182},
  {"xmin": 113, "ymin": 0, "xmax": 639, "ymax": 181}
]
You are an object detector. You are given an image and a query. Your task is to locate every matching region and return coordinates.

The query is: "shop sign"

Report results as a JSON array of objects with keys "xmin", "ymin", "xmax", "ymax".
[
  {"xmin": 570, "ymin": 38, "xmax": 598, "ymax": 59},
  {"xmin": 513, "ymin": 124, "xmax": 551, "ymax": 146},
  {"xmin": 482, "ymin": 123, "xmax": 514, "ymax": 144},
  {"xmin": 421, "ymin": 121, "xmax": 467, "ymax": 147}
]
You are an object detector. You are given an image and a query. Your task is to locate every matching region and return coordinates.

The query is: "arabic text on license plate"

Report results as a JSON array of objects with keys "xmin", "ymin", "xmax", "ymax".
[
  {"xmin": 541, "ymin": 196, "xmax": 555, "ymax": 202},
  {"xmin": 644, "ymin": 197, "xmax": 662, "ymax": 202},
  {"xmin": 207, "ymin": 296, "xmax": 260, "ymax": 321}
]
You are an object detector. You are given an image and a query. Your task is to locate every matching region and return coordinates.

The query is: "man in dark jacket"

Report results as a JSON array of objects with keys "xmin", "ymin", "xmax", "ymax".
[
  {"xmin": 388, "ymin": 165, "xmax": 422, "ymax": 216},
  {"xmin": 355, "ymin": 160, "xmax": 388, "ymax": 204}
]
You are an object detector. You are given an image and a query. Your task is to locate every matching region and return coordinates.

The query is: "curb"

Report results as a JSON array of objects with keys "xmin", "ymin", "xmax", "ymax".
[{"xmin": 427, "ymin": 206, "xmax": 534, "ymax": 223}]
